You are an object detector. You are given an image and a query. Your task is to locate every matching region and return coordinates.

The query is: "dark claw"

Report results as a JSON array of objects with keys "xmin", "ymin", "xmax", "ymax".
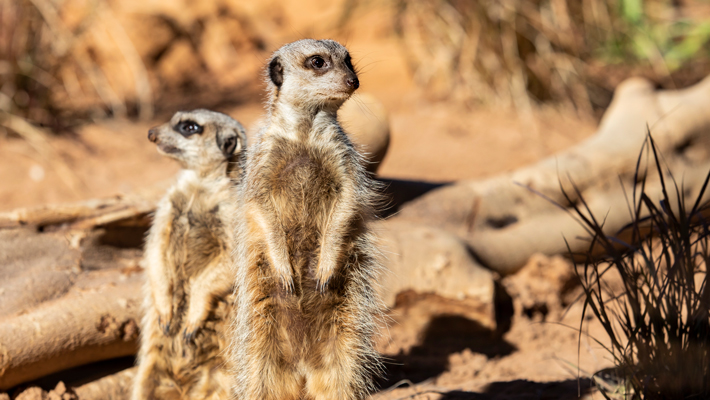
[
  {"xmin": 158, "ymin": 317, "xmax": 171, "ymax": 336},
  {"xmin": 183, "ymin": 327, "xmax": 198, "ymax": 344},
  {"xmin": 318, "ymin": 279, "xmax": 330, "ymax": 293},
  {"xmin": 282, "ymin": 277, "xmax": 294, "ymax": 293}
]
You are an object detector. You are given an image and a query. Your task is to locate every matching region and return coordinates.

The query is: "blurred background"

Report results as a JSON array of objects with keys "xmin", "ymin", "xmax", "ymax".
[{"xmin": 2, "ymin": 0, "xmax": 710, "ymax": 210}]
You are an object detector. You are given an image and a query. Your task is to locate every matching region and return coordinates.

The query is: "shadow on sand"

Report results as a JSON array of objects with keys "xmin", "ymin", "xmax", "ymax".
[
  {"xmin": 376, "ymin": 178, "xmax": 449, "ymax": 218},
  {"xmin": 380, "ymin": 315, "xmax": 516, "ymax": 387},
  {"xmin": 436, "ymin": 378, "xmax": 595, "ymax": 399}
]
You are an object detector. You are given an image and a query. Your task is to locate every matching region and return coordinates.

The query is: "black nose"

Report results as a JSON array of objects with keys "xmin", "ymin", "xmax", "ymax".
[
  {"xmin": 346, "ymin": 77, "xmax": 359, "ymax": 90},
  {"xmin": 148, "ymin": 129, "xmax": 158, "ymax": 143}
]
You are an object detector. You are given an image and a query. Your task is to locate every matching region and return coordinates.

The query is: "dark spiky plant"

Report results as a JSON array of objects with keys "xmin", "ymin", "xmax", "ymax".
[{"xmin": 567, "ymin": 136, "xmax": 710, "ymax": 399}]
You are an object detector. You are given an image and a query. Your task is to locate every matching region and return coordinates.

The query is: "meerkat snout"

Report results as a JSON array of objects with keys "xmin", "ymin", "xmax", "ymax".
[
  {"xmin": 346, "ymin": 76, "xmax": 359, "ymax": 90},
  {"xmin": 342, "ymin": 53, "xmax": 359, "ymax": 90},
  {"xmin": 147, "ymin": 129, "xmax": 158, "ymax": 143}
]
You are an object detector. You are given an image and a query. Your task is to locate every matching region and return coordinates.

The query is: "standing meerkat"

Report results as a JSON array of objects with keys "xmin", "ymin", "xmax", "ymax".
[
  {"xmin": 230, "ymin": 39, "xmax": 384, "ymax": 400},
  {"xmin": 133, "ymin": 109, "xmax": 246, "ymax": 400}
]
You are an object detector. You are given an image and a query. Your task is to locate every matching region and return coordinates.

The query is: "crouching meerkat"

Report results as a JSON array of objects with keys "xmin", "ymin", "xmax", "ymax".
[
  {"xmin": 133, "ymin": 109, "xmax": 246, "ymax": 400},
  {"xmin": 230, "ymin": 39, "xmax": 384, "ymax": 400}
]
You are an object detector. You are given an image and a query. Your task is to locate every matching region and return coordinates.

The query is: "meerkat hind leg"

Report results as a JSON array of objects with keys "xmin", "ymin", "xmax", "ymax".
[
  {"xmin": 132, "ymin": 350, "xmax": 162, "ymax": 400},
  {"xmin": 243, "ymin": 312, "xmax": 302, "ymax": 400},
  {"xmin": 303, "ymin": 326, "xmax": 362, "ymax": 400}
]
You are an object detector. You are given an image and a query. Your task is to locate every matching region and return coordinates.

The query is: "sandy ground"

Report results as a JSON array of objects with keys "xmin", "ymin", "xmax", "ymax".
[
  {"xmin": 0, "ymin": 0, "xmax": 618, "ymax": 398},
  {"xmin": 373, "ymin": 255, "xmax": 615, "ymax": 399}
]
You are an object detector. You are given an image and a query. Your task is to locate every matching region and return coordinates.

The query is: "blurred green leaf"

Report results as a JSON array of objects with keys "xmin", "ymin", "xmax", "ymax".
[
  {"xmin": 620, "ymin": 0, "xmax": 644, "ymax": 25},
  {"xmin": 630, "ymin": 28, "xmax": 658, "ymax": 62},
  {"xmin": 664, "ymin": 21, "xmax": 710, "ymax": 70}
]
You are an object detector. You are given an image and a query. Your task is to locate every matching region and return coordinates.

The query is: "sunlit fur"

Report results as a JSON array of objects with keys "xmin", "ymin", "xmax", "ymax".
[
  {"xmin": 133, "ymin": 109, "xmax": 247, "ymax": 400},
  {"xmin": 229, "ymin": 39, "xmax": 385, "ymax": 400}
]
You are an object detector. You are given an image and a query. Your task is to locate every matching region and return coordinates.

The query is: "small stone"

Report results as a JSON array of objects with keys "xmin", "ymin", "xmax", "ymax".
[
  {"xmin": 54, "ymin": 382, "xmax": 66, "ymax": 395},
  {"xmin": 15, "ymin": 387, "xmax": 46, "ymax": 400},
  {"xmin": 46, "ymin": 382, "xmax": 76, "ymax": 400}
]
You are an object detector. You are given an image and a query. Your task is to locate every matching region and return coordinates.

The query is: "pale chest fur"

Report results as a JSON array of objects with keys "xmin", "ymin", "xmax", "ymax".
[{"xmin": 251, "ymin": 138, "xmax": 351, "ymax": 235}]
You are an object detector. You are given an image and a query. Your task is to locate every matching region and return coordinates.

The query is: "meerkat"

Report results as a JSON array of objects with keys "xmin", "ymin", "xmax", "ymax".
[
  {"xmin": 230, "ymin": 39, "xmax": 384, "ymax": 400},
  {"xmin": 132, "ymin": 109, "xmax": 246, "ymax": 400}
]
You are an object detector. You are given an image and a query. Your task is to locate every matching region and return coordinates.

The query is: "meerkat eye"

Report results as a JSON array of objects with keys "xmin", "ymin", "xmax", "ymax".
[
  {"xmin": 175, "ymin": 120, "xmax": 203, "ymax": 137},
  {"xmin": 309, "ymin": 56, "xmax": 326, "ymax": 69}
]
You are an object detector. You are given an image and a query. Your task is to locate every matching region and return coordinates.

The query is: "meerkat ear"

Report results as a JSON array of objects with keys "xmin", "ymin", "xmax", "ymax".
[
  {"xmin": 269, "ymin": 56, "xmax": 284, "ymax": 87},
  {"xmin": 216, "ymin": 127, "xmax": 244, "ymax": 158}
]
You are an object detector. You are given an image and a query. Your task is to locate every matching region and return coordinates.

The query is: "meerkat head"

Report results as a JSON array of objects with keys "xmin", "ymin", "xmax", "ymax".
[
  {"xmin": 147, "ymin": 109, "xmax": 246, "ymax": 174},
  {"xmin": 267, "ymin": 39, "xmax": 359, "ymax": 111}
]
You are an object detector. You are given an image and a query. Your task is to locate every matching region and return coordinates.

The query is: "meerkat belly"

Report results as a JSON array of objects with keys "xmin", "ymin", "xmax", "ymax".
[
  {"xmin": 163, "ymin": 194, "xmax": 226, "ymax": 335},
  {"xmin": 268, "ymin": 148, "xmax": 341, "ymax": 277},
  {"xmin": 167, "ymin": 193, "xmax": 225, "ymax": 279}
]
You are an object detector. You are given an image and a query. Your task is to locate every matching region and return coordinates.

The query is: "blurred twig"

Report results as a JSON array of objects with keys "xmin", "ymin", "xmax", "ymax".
[
  {"xmin": 29, "ymin": 0, "xmax": 127, "ymax": 118},
  {"xmin": 0, "ymin": 0, "xmax": 161, "ymax": 133},
  {"xmin": 0, "ymin": 110, "xmax": 83, "ymax": 194},
  {"xmin": 97, "ymin": 4, "xmax": 153, "ymax": 120}
]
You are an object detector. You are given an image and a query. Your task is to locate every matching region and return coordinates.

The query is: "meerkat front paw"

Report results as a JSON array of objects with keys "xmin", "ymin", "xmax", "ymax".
[
  {"xmin": 268, "ymin": 247, "xmax": 295, "ymax": 293},
  {"xmin": 274, "ymin": 268, "xmax": 295, "ymax": 293},
  {"xmin": 182, "ymin": 325, "xmax": 201, "ymax": 344},
  {"xmin": 153, "ymin": 288, "xmax": 174, "ymax": 335},
  {"xmin": 314, "ymin": 261, "xmax": 336, "ymax": 292},
  {"xmin": 158, "ymin": 312, "xmax": 173, "ymax": 335},
  {"xmin": 182, "ymin": 301, "xmax": 210, "ymax": 342}
]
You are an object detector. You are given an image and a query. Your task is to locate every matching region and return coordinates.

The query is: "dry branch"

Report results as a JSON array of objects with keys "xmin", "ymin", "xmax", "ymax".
[
  {"xmin": 0, "ymin": 271, "xmax": 141, "ymax": 390},
  {"xmin": 0, "ymin": 197, "xmax": 154, "ymax": 229},
  {"xmin": 397, "ymin": 76, "xmax": 710, "ymax": 274},
  {"xmin": 0, "ymin": 229, "xmax": 82, "ymax": 318},
  {"xmin": 0, "ymin": 202, "xmax": 148, "ymax": 390},
  {"xmin": 72, "ymin": 367, "xmax": 136, "ymax": 400}
]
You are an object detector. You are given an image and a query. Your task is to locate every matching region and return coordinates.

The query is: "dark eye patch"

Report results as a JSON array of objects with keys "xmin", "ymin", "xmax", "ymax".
[
  {"xmin": 174, "ymin": 120, "xmax": 203, "ymax": 137},
  {"xmin": 344, "ymin": 54, "xmax": 355, "ymax": 73}
]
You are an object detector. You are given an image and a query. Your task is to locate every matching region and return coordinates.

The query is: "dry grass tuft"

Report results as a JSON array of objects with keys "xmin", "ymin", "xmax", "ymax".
[
  {"xmin": 0, "ymin": 0, "xmax": 152, "ymax": 131},
  {"xmin": 569, "ymin": 136, "xmax": 710, "ymax": 399},
  {"xmin": 345, "ymin": 0, "xmax": 710, "ymax": 117},
  {"xmin": 0, "ymin": 0, "xmax": 268, "ymax": 136}
]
